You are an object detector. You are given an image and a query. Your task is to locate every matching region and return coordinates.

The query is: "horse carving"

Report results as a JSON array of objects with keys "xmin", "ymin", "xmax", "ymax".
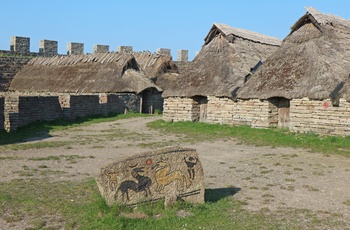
[
  {"xmin": 116, "ymin": 163, "xmax": 152, "ymax": 202},
  {"xmin": 152, "ymin": 158, "xmax": 191, "ymax": 191}
]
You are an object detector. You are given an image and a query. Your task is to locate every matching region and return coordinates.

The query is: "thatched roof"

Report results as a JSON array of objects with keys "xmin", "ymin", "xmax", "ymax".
[
  {"xmin": 204, "ymin": 23, "xmax": 281, "ymax": 46},
  {"xmin": 238, "ymin": 7, "xmax": 350, "ymax": 100},
  {"xmin": 163, "ymin": 23, "xmax": 281, "ymax": 98},
  {"xmin": 133, "ymin": 52, "xmax": 179, "ymax": 80},
  {"xmin": 9, "ymin": 52, "xmax": 162, "ymax": 94}
]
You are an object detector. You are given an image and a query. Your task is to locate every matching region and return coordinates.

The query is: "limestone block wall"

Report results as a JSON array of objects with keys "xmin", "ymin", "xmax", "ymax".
[
  {"xmin": 206, "ymin": 97, "xmax": 271, "ymax": 127},
  {"xmin": 62, "ymin": 95, "xmax": 101, "ymax": 120},
  {"xmin": 0, "ymin": 96, "xmax": 4, "ymax": 130},
  {"xmin": 16, "ymin": 96, "xmax": 62, "ymax": 128},
  {"xmin": 234, "ymin": 99, "xmax": 272, "ymax": 128},
  {"xmin": 4, "ymin": 95, "xmax": 61, "ymax": 131},
  {"xmin": 207, "ymin": 96, "xmax": 235, "ymax": 125},
  {"xmin": 163, "ymin": 97, "xmax": 198, "ymax": 121},
  {"xmin": 4, "ymin": 95, "xmax": 19, "ymax": 131},
  {"xmin": 289, "ymin": 98, "xmax": 350, "ymax": 136},
  {"xmin": 106, "ymin": 93, "xmax": 140, "ymax": 114}
]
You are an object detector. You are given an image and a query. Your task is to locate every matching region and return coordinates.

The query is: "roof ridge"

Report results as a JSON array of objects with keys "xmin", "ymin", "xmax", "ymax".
[
  {"xmin": 305, "ymin": 6, "xmax": 350, "ymax": 30},
  {"xmin": 214, "ymin": 23, "xmax": 281, "ymax": 46},
  {"xmin": 28, "ymin": 52, "xmax": 135, "ymax": 66}
]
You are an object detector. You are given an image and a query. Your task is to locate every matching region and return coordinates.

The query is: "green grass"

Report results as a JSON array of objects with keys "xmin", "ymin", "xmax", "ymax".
[
  {"xmin": 0, "ymin": 178, "xmax": 337, "ymax": 230},
  {"xmin": 147, "ymin": 120, "xmax": 350, "ymax": 157},
  {"xmin": 0, "ymin": 113, "xmax": 153, "ymax": 146}
]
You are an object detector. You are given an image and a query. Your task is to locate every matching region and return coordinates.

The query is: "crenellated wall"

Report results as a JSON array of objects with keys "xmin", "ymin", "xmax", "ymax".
[{"xmin": 2, "ymin": 36, "xmax": 190, "ymax": 61}]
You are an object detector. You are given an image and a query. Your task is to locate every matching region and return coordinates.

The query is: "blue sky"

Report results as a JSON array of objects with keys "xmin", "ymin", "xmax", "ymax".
[{"xmin": 2, "ymin": 1, "xmax": 350, "ymax": 60}]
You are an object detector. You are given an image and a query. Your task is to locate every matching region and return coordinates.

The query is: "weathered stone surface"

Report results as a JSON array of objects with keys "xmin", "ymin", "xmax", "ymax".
[{"xmin": 96, "ymin": 147, "xmax": 204, "ymax": 206}]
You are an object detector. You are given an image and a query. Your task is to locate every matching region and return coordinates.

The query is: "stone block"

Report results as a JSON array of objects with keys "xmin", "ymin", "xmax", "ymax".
[
  {"xmin": 117, "ymin": 46, "xmax": 133, "ymax": 53},
  {"xmin": 10, "ymin": 36, "xmax": 30, "ymax": 54},
  {"xmin": 156, "ymin": 48, "xmax": 171, "ymax": 56},
  {"xmin": 94, "ymin": 44, "xmax": 109, "ymax": 53},
  {"xmin": 96, "ymin": 147, "xmax": 204, "ymax": 206},
  {"xmin": 67, "ymin": 42, "xmax": 84, "ymax": 55},
  {"xmin": 39, "ymin": 40, "xmax": 58, "ymax": 56},
  {"xmin": 177, "ymin": 49, "xmax": 188, "ymax": 62}
]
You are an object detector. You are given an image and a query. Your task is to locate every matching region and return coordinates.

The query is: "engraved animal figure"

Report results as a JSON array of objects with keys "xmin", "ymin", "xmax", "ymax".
[
  {"xmin": 117, "ymin": 164, "xmax": 152, "ymax": 202},
  {"xmin": 107, "ymin": 169, "xmax": 118, "ymax": 191},
  {"xmin": 183, "ymin": 154, "xmax": 198, "ymax": 181},
  {"xmin": 153, "ymin": 159, "xmax": 191, "ymax": 191}
]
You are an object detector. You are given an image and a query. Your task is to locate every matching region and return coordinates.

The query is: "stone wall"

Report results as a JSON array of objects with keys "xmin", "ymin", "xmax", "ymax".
[
  {"xmin": 18, "ymin": 96, "xmax": 61, "ymax": 129},
  {"xmin": 0, "ymin": 56, "xmax": 33, "ymax": 91},
  {"xmin": 163, "ymin": 97, "xmax": 199, "ymax": 121},
  {"xmin": 4, "ymin": 95, "xmax": 18, "ymax": 131},
  {"xmin": 289, "ymin": 98, "xmax": 350, "ymax": 136},
  {"xmin": 4, "ymin": 95, "xmax": 62, "ymax": 131},
  {"xmin": 106, "ymin": 93, "xmax": 140, "ymax": 114},
  {"xmin": 206, "ymin": 97, "xmax": 272, "ymax": 127},
  {"xmin": 60, "ymin": 95, "xmax": 101, "ymax": 120},
  {"xmin": 2, "ymin": 93, "xmax": 141, "ymax": 131},
  {"xmin": 0, "ymin": 96, "xmax": 4, "ymax": 130},
  {"xmin": 164, "ymin": 96, "xmax": 273, "ymax": 128}
]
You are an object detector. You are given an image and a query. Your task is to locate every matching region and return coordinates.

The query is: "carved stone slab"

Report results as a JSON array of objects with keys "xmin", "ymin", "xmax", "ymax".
[{"xmin": 96, "ymin": 147, "xmax": 204, "ymax": 206}]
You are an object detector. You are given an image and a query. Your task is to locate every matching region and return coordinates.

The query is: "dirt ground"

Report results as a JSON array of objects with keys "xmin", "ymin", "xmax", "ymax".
[{"xmin": 1, "ymin": 116, "xmax": 350, "ymax": 228}]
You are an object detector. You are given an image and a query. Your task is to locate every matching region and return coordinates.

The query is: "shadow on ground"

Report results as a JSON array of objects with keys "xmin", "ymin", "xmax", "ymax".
[{"xmin": 205, "ymin": 187, "xmax": 241, "ymax": 202}]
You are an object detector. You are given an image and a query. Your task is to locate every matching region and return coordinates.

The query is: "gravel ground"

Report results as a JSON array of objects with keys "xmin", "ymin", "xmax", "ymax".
[{"xmin": 1, "ymin": 116, "xmax": 350, "ymax": 228}]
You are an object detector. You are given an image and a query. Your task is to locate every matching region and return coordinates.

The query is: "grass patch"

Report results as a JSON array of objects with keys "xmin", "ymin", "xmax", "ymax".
[
  {"xmin": 343, "ymin": 200, "xmax": 350, "ymax": 206},
  {"xmin": 29, "ymin": 154, "xmax": 95, "ymax": 162},
  {"xmin": 0, "ymin": 113, "xmax": 153, "ymax": 146},
  {"xmin": 0, "ymin": 178, "xmax": 320, "ymax": 230},
  {"xmin": 148, "ymin": 120, "xmax": 350, "ymax": 157}
]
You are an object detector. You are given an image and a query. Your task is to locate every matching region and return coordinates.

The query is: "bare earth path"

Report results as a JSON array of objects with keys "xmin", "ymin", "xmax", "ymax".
[{"xmin": 1, "ymin": 116, "xmax": 350, "ymax": 227}]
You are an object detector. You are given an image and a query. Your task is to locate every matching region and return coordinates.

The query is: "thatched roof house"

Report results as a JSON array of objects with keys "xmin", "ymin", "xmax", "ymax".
[
  {"xmin": 9, "ymin": 52, "xmax": 161, "ymax": 94},
  {"xmin": 162, "ymin": 23, "xmax": 281, "ymax": 123},
  {"xmin": 238, "ymin": 7, "xmax": 350, "ymax": 100},
  {"xmin": 236, "ymin": 7, "xmax": 350, "ymax": 135},
  {"xmin": 163, "ymin": 23, "xmax": 281, "ymax": 98}
]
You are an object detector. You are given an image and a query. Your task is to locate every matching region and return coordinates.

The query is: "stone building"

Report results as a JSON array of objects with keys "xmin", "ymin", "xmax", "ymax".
[
  {"xmin": 238, "ymin": 7, "xmax": 350, "ymax": 135},
  {"xmin": 162, "ymin": 23, "xmax": 281, "ymax": 124},
  {"xmin": 133, "ymin": 52, "xmax": 179, "ymax": 113},
  {"xmin": 5, "ymin": 52, "xmax": 161, "ymax": 131}
]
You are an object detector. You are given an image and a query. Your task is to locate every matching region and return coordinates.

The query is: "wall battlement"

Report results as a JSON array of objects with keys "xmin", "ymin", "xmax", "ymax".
[{"xmin": 2, "ymin": 36, "xmax": 190, "ymax": 61}]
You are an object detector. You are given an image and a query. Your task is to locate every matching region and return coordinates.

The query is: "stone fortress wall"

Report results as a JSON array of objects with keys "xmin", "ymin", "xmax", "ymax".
[
  {"xmin": 1, "ymin": 35, "xmax": 190, "ymax": 60},
  {"xmin": 0, "ymin": 36, "xmax": 190, "ymax": 131}
]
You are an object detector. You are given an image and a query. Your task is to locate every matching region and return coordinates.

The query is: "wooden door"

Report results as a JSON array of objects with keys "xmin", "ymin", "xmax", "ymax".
[
  {"xmin": 141, "ymin": 90, "xmax": 153, "ymax": 114},
  {"xmin": 200, "ymin": 103, "xmax": 207, "ymax": 122},
  {"xmin": 199, "ymin": 97, "xmax": 208, "ymax": 122},
  {"xmin": 278, "ymin": 98, "xmax": 290, "ymax": 128}
]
